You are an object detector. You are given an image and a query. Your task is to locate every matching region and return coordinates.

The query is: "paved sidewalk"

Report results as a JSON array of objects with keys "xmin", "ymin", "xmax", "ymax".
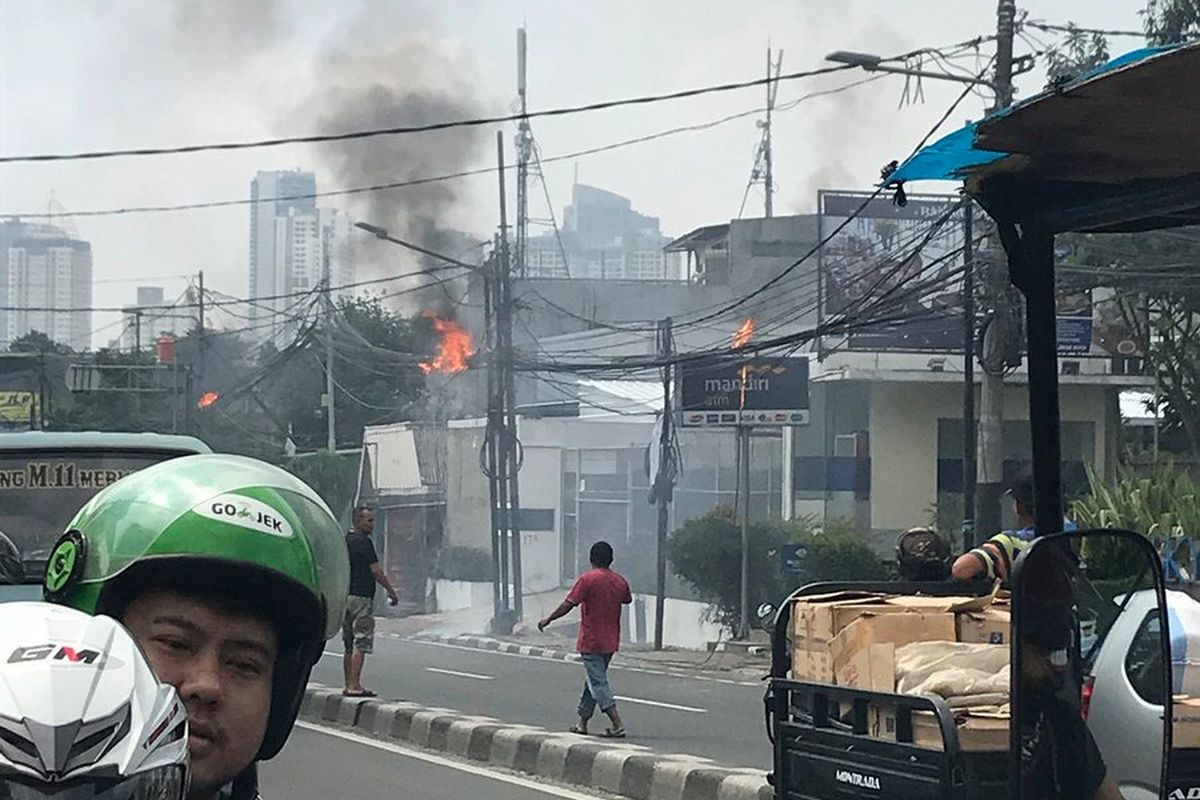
[{"xmin": 375, "ymin": 595, "xmax": 769, "ymax": 683}]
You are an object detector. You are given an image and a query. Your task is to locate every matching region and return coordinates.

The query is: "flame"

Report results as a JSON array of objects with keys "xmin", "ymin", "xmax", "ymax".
[
  {"xmin": 732, "ymin": 317, "xmax": 756, "ymax": 349},
  {"xmin": 420, "ymin": 312, "xmax": 475, "ymax": 374},
  {"xmin": 197, "ymin": 391, "xmax": 219, "ymax": 409}
]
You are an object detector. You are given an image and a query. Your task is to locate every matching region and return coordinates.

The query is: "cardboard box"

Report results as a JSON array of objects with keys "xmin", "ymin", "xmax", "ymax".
[
  {"xmin": 829, "ymin": 612, "xmax": 957, "ymax": 688},
  {"xmin": 1174, "ymin": 696, "xmax": 1200, "ymax": 748},
  {"xmin": 838, "ymin": 643, "xmax": 896, "ymax": 691},
  {"xmin": 912, "ymin": 708, "xmax": 1010, "ymax": 751},
  {"xmin": 957, "ymin": 607, "xmax": 1012, "ymax": 645},
  {"xmin": 791, "ymin": 592, "xmax": 896, "ymax": 643},
  {"xmin": 791, "ymin": 645, "xmax": 835, "ymax": 683}
]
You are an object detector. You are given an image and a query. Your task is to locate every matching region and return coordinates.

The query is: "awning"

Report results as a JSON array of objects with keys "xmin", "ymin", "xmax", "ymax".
[{"xmin": 888, "ymin": 42, "xmax": 1200, "ymax": 233}]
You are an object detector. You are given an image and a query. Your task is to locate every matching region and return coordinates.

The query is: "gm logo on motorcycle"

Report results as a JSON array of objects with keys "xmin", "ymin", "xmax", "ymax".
[{"xmin": 8, "ymin": 643, "xmax": 103, "ymax": 665}]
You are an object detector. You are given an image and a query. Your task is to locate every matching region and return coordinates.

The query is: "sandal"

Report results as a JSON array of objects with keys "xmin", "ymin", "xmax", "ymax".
[
  {"xmin": 343, "ymin": 689, "xmax": 377, "ymax": 698},
  {"xmin": 569, "ymin": 724, "xmax": 589, "ymax": 735},
  {"xmin": 600, "ymin": 728, "xmax": 626, "ymax": 739}
]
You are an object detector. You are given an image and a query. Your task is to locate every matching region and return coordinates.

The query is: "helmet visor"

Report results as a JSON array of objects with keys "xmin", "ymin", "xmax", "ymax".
[{"xmin": 0, "ymin": 766, "xmax": 186, "ymax": 800}]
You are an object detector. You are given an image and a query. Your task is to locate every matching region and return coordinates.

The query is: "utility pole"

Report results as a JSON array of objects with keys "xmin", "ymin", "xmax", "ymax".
[
  {"xmin": 497, "ymin": 132, "xmax": 524, "ymax": 623},
  {"xmin": 738, "ymin": 425, "xmax": 752, "ymax": 639},
  {"xmin": 133, "ymin": 310, "xmax": 143, "ymax": 353},
  {"xmin": 653, "ymin": 317, "xmax": 674, "ymax": 650},
  {"xmin": 976, "ymin": 0, "xmax": 1017, "ymax": 537},
  {"xmin": 482, "ymin": 245, "xmax": 505, "ymax": 626},
  {"xmin": 515, "ymin": 27, "xmax": 532, "ymax": 279},
  {"xmin": 961, "ymin": 199, "xmax": 977, "ymax": 550},
  {"xmin": 323, "ymin": 264, "xmax": 336, "ymax": 452}
]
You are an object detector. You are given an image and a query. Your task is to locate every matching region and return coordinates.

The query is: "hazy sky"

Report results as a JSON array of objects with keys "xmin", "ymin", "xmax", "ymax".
[{"xmin": 0, "ymin": 1, "xmax": 1148, "ymax": 345}]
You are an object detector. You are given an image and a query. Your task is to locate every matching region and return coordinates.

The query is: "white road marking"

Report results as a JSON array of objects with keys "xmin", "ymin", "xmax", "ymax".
[
  {"xmin": 321, "ymin": 650, "xmax": 341, "ymax": 659},
  {"xmin": 295, "ymin": 721, "xmax": 609, "ymax": 799},
  {"xmin": 399, "ymin": 637, "xmax": 759, "ymax": 688},
  {"xmin": 426, "ymin": 667, "xmax": 494, "ymax": 681},
  {"xmin": 614, "ymin": 695, "xmax": 707, "ymax": 713}
]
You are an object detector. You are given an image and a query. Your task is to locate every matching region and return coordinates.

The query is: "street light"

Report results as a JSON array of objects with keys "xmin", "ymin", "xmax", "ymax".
[
  {"xmin": 826, "ymin": 50, "xmax": 995, "ymax": 87},
  {"xmin": 353, "ymin": 221, "xmax": 482, "ymax": 271}
]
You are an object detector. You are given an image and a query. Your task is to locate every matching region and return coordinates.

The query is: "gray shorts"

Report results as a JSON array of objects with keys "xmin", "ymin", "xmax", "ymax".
[{"xmin": 342, "ymin": 595, "xmax": 375, "ymax": 654}]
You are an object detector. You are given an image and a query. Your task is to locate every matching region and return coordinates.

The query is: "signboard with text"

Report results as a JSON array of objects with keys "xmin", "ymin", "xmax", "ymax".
[{"xmin": 678, "ymin": 356, "xmax": 809, "ymax": 427}]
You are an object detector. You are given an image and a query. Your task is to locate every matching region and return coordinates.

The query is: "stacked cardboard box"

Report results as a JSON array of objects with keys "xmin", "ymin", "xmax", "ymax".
[{"xmin": 790, "ymin": 589, "xmax": 1011, "ymax": 751}]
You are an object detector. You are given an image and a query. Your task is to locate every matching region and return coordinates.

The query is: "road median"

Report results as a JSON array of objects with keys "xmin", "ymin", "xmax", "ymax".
[{"xmin": 300, "ymin": 684, "xmax": 771, "ymax": 800}]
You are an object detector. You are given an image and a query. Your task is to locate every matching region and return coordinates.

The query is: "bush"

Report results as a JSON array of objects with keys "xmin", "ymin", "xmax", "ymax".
[
  {"xmin": 790, "ymin": 517, "xmax": 888, "ymax": 588},
  {"xmin": 666, "ymin": 508, "xmax": 885, "ymax": 632},
  {"xmin": 667, "ymin": 506, "xmax": 790, "ymax": 631},
  {"xmin": 434, "ymin": 545, "xmax": 493, "ymax": 582}
]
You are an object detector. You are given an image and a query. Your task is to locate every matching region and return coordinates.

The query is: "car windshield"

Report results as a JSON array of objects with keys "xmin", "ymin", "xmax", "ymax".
[{"xmin": 0, "ymin": 450, "xmax": 181, "ymax": 582}]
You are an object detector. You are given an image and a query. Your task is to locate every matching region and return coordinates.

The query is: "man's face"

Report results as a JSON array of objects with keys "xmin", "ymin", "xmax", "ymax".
[
  {"xmin": 357, "ymin": 510, "xmax": 375, "ymax": 535},
  {"xmin": 122, "ymin": 591, "xmax": 278, "ymax": 800}
]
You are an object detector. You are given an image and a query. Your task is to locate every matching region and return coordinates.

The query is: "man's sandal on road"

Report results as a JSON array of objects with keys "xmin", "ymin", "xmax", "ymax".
[
  {"xmin": 600, "ymin": 727, "xmax": 626, "ymax": 739},
  {"xmin": 343, "ymin": 689, "xmax": 377, "ymax": 698}
]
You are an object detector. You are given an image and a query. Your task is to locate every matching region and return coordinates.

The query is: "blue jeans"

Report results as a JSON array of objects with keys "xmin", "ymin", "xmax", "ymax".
[{"xmin": 577, "ymin": 653, "xmax": 615, "ymax": 720}]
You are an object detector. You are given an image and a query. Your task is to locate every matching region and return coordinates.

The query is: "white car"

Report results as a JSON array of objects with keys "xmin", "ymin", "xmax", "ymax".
[{"xmin": 1085, "ymin": 588, "xmax": 1200, "ymax": 800}]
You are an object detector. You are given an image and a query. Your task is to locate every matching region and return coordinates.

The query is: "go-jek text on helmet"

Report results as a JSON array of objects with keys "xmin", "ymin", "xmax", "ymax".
[
  {"xmin": 42, "ymin": 454, "xmax": 350, "ymax": 760},
  {"xmin": 0, "ymin": 602, "xmax": 188, "ymax": 800}
]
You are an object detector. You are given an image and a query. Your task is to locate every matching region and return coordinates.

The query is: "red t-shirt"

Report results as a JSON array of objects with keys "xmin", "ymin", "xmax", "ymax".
[{"xmin": 565, "ymin": 567, "xmax": 632, "ymax": 654}]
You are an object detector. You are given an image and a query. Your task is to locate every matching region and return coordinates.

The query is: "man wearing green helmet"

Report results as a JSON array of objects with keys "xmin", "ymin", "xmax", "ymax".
[{"xmin": 42, "ymin": 453, "xmax": 350, "ymax": 800}]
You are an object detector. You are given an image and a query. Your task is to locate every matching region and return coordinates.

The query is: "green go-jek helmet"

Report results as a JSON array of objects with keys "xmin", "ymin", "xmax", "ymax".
[{"xmin": 42, "ymin": 454, "xmax": 350, "ymax": 760}]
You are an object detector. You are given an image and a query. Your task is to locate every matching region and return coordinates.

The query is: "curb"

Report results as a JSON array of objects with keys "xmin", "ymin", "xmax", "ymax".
[
  {"xmin": 299, "ymin": 685, "xmax": 772, "ymax": 800},
  {"xmin": 412, "ymin": 632, "xmax": 771, "ymax": 664},
  {"xmin": 411, "ymin": 632, "xmax": 582, "ymax": 662}
]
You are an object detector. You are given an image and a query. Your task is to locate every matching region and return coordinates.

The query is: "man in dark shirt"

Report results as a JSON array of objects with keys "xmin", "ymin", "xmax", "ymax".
[
  {"xmin": 343, "ymin": 506, "xmax": 398, "ymax": 697},
  {"xmin": 538, "ymin": 540, "xmax": 633, "ymax": 738}
]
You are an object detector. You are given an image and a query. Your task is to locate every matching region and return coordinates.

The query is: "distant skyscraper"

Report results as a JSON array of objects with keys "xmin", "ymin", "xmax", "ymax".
[
  {"xmin": 248, "ymin": 170, "xmax": 318, "ymax": 338},
  {"xmin": 524, "ymin": 184, "xmax": 676, "ymax": 280},
  {"xmin": 248, "ymin": 171, "xmax": 356, "ymax": 339},
  {"xmin": 5, "ymin": 221, "xmax": 93, "ymax": 351}
]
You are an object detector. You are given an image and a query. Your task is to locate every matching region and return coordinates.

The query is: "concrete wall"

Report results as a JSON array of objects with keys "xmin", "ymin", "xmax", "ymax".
[
  {"xmin": 444, "ymin": 423, "xmax": 491, "ymax": 553},
  {"xmin": 868, "ymin": 381, "xmax": 1111, "ymax": 533}
]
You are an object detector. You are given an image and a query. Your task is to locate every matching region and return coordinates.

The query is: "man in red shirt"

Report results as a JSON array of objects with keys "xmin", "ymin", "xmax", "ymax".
[{"xmin": 538, "ymin": 540, "xmax": 633, "ymax": 738}]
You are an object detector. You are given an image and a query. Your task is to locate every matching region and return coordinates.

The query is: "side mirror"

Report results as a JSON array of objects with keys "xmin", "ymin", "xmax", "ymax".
[
  {"xmin": 756, "ymin": 603, "xmax": 777, "ymax": 631},
  {"xmin": 0, "ymin": 531, "xmax": 24, "ymax": 585},
  {"xmin": 1013, "ymin": 529, "xmax": 1171, "ymax": 800}
]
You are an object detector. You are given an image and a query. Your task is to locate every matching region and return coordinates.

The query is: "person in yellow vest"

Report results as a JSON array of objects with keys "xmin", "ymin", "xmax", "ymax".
[{"xmin": 952, "ymin": 475, "xmax": 1070, "ymax": 584}]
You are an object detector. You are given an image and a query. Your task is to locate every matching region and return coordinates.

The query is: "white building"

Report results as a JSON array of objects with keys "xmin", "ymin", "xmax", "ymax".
[
  {"xmin": 248, "ymin": 170, "xmax": 355, "ymax": 341},
  {"xmin": 5, "ymin": 225, "xmax": 93, "ymax": 351}
]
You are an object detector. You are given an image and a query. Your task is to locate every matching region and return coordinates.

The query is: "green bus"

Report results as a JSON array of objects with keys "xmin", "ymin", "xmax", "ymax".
[{"xmin": 0, "ymin": 431, "xmax": 210, "ymax": 600}]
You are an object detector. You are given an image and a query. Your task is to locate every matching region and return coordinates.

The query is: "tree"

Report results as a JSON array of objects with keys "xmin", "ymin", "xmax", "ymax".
[
  {"xmin": 9, "ymin": 330, "xmax": 72, "ymax": 355},
  {"xmin": 1143, "ymin": 0, "xmax": 1200, "ymax": 44},
  {"xmin": 1043, "ymin": 25, "xmax": 1109, "ymax": 85}
]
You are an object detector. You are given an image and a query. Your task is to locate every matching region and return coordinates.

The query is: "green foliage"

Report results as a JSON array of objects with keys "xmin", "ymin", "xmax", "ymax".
[
  {"xmin": 667, "ymin": 506, "xmax": 790, "ymax": 630},
  {"xmin": 9, "ymin": 330, "xmax": 72, "ymax": 355},
  {"xmin": 1074, "ymin": 460, "xmax": 1200, "ymax": 536},
  {"xmin": 1044, "ymin": 24, "xmax": 1110, "ymax": 84},
  {"xmin": 1143, "ymin": 0, "xmax": 1200, "ymax": 44},
  {"xmin": 434, "ymin": 545, "xmax": 493, "ymax": 582},
  {"xmin": 666, "ymin": 507, "xmax": 884, "ymax": 631},
  {"xmin": 286, "ymin": 450, "xmax": 359, "ymax": 522}
]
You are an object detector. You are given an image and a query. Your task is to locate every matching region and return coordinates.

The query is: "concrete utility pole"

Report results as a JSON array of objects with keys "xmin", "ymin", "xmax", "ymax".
[
  {"xmin": 653, "ymin": 317, "xmax": 674, "ymax": 650},
  {"xmin": 323, "ymin": 264, "xmax": 336, "ymax": 452},
  {"xmin": 976, "ymin": 0, "xmax": 1018, "ymax": 538},
  {"xmin": 961, "ymin": 199, "xmax": 977, "ymax": 549},
  {"xmin": 738, "ymin": 425, "xmax": 752, "ymax": 639},
  {"xmin": 496, "ymin": 132, "xmax": 524, "ymax": 623}
]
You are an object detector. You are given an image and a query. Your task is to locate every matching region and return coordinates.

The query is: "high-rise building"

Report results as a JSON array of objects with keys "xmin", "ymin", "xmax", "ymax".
[
  {"xmin": 5, "ymin": 222, "xmax": 93, "ymax": 351},
  {"xmin": 524, "ymin": 184, "xmax": 678, "ymax": 280},
  {"xmin": 248, "ymin": 171, "xmax": 356, "ymax": 339},
  {"xmin": 249, "ymin": 170, "xmax": 318, "ymax": 338}
]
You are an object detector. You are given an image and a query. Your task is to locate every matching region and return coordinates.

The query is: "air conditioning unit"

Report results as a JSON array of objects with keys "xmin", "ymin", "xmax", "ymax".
[{"xmin": 834, "ymin": 434, "xmax": 859, "ymax": 458}]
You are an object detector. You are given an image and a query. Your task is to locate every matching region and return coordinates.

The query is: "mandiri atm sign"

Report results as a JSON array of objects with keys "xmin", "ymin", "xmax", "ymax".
[{"xmin": 678, "ymin": 356, "xmax": 810, "ymax": 427}]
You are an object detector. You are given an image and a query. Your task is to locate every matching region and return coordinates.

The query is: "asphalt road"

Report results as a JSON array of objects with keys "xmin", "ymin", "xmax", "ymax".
[
  {"xmin": 309, "ymin": 635, "xmax": 769, "ymax": 769},
  {"xmin": 260, "ymin": 724, "xmax": 608, "ymax": 800}
]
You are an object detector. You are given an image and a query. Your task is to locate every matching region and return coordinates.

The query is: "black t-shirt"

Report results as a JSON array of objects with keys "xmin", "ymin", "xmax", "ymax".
[
  {"xmin": 346, "ymin": 531, "xmax": 379, "ymax": 598},
  {"xmin": 1020, "ymin": 688, "xmax": 1106, "ymax": 800}
]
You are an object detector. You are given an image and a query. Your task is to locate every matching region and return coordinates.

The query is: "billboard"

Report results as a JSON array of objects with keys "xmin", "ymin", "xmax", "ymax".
[
  {"xmin": 819, "ymin": 190, "xmax": 966, "ymax": 353},
  {"xmin": 678, "ymin": 356, "xmax": 809, "ymax": 427}
]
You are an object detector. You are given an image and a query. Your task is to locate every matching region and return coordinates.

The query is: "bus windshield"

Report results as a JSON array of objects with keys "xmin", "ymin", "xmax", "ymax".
[{"xmin": 0, "ymin": 448, "xmax": 196, "ymax": 581}]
